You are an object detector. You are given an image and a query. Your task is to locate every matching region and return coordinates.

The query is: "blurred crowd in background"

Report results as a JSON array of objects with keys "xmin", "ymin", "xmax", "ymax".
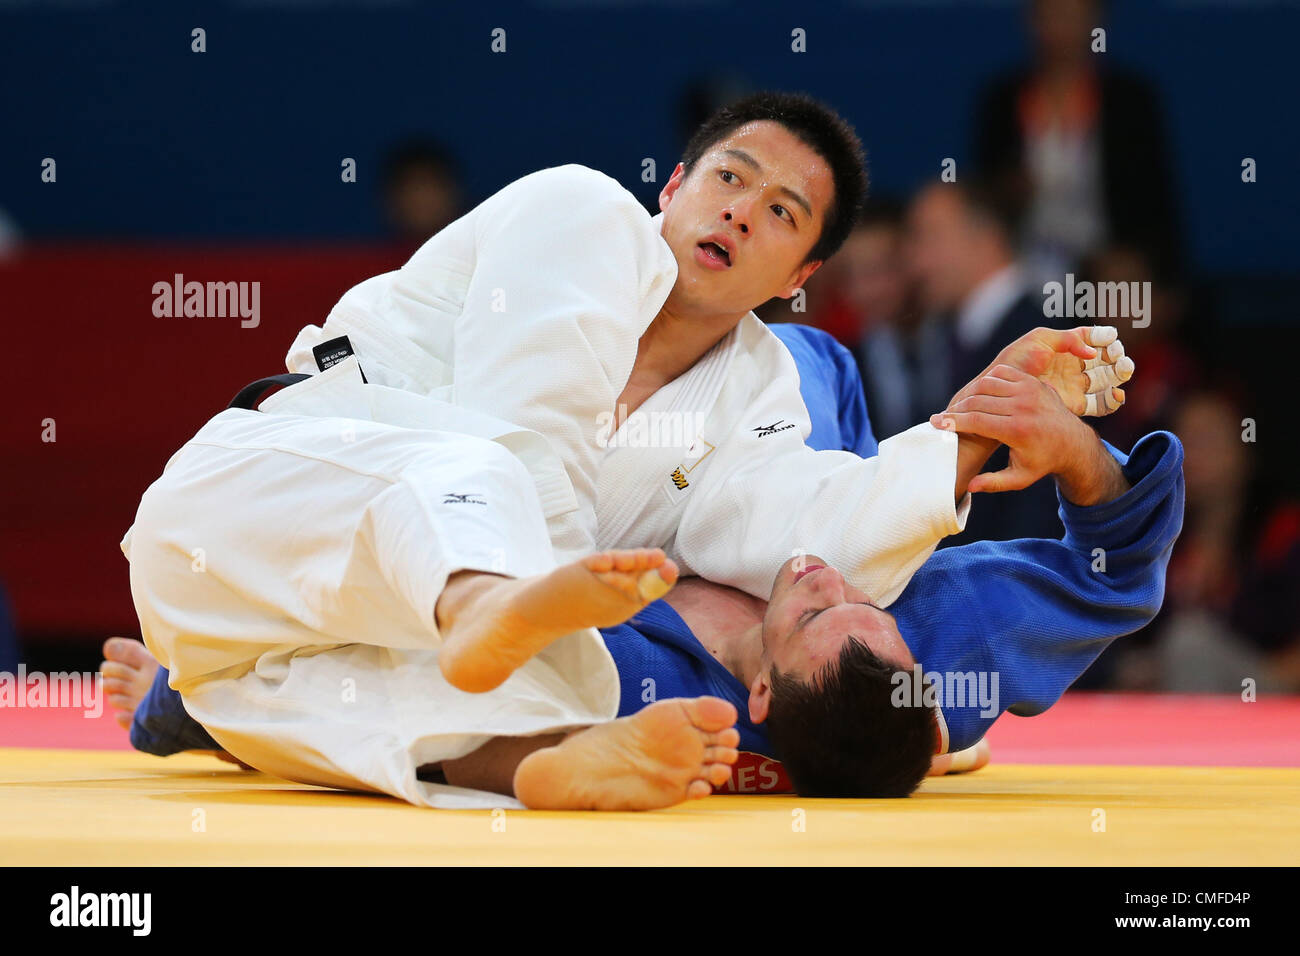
[{"xmin": 2, "ymin": 0, "xmax": 1295, "ymax": 694}]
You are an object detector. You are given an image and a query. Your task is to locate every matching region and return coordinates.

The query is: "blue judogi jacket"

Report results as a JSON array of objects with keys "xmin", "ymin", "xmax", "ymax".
[{"xmin": 131, "ymin": 323, "xmax": 1183, "ymax": 758}]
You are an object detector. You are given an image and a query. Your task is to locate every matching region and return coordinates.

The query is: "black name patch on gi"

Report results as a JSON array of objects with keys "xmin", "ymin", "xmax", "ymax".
[{"xmin": 313, "ymin": 335, "xmax": 368, "ymax": 382}]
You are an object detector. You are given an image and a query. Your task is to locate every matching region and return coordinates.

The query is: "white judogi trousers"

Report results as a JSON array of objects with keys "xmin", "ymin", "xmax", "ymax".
[{"xmin": 123, "ymin": 407, "xmax": 620, "ymax": 809}]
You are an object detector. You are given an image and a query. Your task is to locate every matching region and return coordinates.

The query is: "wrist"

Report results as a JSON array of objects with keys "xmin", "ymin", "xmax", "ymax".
[
  {"xmin": 954, "ymin": 432, "xmax": 1000, "ymax": 501},
  {"xmin": 1054, "ymin": 424, "xmax": 1127, "ymax": 506}
]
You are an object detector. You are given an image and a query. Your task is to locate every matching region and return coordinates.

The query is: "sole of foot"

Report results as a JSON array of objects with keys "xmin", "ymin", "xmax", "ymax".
[
  {"xmin": 513, "ymin": 696, "xmax": 741, "ymax": 811},
  {"xmin": 439, "ymin": 548, "xmax": 678, "ymax": 694}
]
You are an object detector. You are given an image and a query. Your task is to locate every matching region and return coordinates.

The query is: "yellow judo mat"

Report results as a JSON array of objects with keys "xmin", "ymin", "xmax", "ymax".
[{"xmin": 2, "ymin": 748, "xmax": 1296, "ymax": 865}]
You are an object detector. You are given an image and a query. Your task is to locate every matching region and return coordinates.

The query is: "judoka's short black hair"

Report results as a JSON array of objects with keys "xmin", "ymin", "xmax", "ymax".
[
  {"xmin": 765, "ymin": 638, "xmax": 936, "ymax": 798},
  {"xmin": 680, "ymin": 91, "xmax": 868, "ymax": 266}
]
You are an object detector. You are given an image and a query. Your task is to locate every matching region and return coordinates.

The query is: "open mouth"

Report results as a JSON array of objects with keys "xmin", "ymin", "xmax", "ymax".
[
  {"xmin": 697, "ymin": 240, "xmax": 731, "ymax": 267},
  {"xmin": 793, "ymin": 564, "xmax": 826, "ymax": 583}
]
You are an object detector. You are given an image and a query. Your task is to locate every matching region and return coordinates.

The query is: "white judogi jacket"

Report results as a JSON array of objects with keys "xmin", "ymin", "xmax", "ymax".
[
  {"xmin": 282, "ymin": 164, "xmax": 677, "ymax": 563},
  {"xmin": 283, "ymin": 163, "xmax": 968, "ymax": 604}
]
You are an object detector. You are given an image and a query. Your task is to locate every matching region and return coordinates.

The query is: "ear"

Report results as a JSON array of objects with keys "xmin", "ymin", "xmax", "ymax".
[
  {"xmin": 748, "ymin": 668, "xmax": 771, "ymax": 725},
  {"xmin": 658, "ymin": 162, "xmax": 687, "ymax": 212},
  {"xmin": 775, "ymin": 259, "xmax": 823, "ymax": 300}
]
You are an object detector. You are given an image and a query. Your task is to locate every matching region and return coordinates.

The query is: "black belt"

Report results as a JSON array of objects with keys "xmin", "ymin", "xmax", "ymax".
[
  {"xmin": 226, "ymin": 335, "xmax": 362, "ymax": 410},
  {"xmin": 227, "ymin": 373, "xmax": 311, "ymax": 410}
]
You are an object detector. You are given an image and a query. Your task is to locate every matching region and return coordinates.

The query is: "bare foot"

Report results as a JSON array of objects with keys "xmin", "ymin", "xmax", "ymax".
[
  {"xmin": 438, "ymin": 548, "xmax": 678, "ymax": 693},
  {"xmin": 926, "ymin": 738, "xmax": 991, "ymax": 776},
  {"xmin": 513, "ymin": 697, "xmax": 741, "ymax": 810},
  {"xmin": 99, "ymin": 637, "xmax": 159, "ymax": 730},
  {"xmin": 98, "ymin": 637, "xmax": 255, "ymax": 770}
]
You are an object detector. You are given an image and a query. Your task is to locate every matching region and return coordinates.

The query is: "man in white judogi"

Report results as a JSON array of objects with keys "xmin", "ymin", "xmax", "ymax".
[{"xmin": 122, "ymin": 93, "xmax": 1131, "ymax": 810}]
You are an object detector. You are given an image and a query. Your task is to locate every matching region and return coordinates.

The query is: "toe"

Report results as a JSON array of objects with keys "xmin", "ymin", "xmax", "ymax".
[
  {"xmin": 656, "ymin": 559, "xmax": 679, "ymax": 587},
  {"xmin": 100, "ymin": 661, "xmax": 133, "ymax": 681},
  {"xmin": 687, "ymin": 696, "xmax": 739, "ymax": 732},
  {"xmin": 704, "ymin": 746, "xmax": 739, "ymax": 765},
  {"xmin": 636, "ymin": 567, "xmax": 674, "ymax": 602},
  {"xmin": 706, "ymin": 728, "xmax": 741, "ymax": 749},
  {"xmin": 706, "ymin": 763, "xmax": 733, "ymax": 786},
  {"xmin": 687, "ymin": 779, "xmax": 713, "ymax": 800},
  {"xmin": 584, "ymin": 552, "xmax": 615, "ymax": 573},
  {"xmin": 108, "ymin": 637, "xmax": 151, "ymax": 668}
]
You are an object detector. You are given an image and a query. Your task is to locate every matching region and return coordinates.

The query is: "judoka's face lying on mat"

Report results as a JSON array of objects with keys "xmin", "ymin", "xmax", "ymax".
[
  {"xmin": 749, "ymin": 555, "xmax": 913, "ymax": 722},
  {"xmin": 657, "ymin": 120, "xmax": 832, "ymax": 316}
]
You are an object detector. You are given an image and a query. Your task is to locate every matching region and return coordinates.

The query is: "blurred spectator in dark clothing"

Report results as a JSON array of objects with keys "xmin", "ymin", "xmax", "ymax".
[
  {"xmin": 381, "ymin": 140, "xmax": 466, "ymax": 249},
  {"xmin": 1231, "ymin": 501, "xmax": 1300, "ymax": 692},
  {"xmin": 0, "ymin": 206, "xmax": 19, "ymax": 259},
  {"xmin": 974, "ymin": 0, "xmax": 1183, "ymax": 283},
  {"xmin": 906, "ymin": 179, "xmax": 1061, "ymax": 544},
  {"xmin": 1083, "ymin": 245, "xmax": 1202, "ymax": 452},
  {"xmin": 0, "ymin": 583, "xmax": 18, "ymax": 673},
  {"xmin": 833, "ymin": 200, "xmax": 949, "ymax": 439},
  {"xmin": 906, "ymin": 181, "xmax": 1043, "ymax": 397},
  {"xmin": 1113, "ymin": 389, "xmax": 1300, "ymax": 693}
]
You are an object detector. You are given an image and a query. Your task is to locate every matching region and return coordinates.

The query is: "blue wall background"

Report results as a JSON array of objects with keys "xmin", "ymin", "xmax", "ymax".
[{"xmin": 3, "ymin": 0, "xmax": 1297, "ymax": 274}]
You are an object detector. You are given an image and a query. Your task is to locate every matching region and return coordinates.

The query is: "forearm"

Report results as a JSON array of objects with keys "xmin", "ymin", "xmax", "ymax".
[{"xmin": 1054, "ymin": 423, "xmax": 1130, "ymax": 506}]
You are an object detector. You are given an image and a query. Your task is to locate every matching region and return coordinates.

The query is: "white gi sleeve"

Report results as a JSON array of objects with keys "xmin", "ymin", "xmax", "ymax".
[
  {"xmin": 674, "ymin": 368, "xmax": 971, "ymax": 607},
  {"xmin": 448, "ymin": 165, "xmax": 678, "ymax": 543}
]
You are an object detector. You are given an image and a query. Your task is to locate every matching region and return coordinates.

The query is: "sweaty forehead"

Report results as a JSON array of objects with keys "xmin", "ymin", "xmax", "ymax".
[{"xmin": 708, "ymin": 122, "xmax": 834, "ymax": 218}]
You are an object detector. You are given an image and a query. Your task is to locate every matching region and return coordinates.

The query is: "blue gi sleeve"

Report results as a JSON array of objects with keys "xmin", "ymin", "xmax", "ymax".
[{"xmin": 891, "ymin": 430, "xmax": 1185, "ymax": 752}]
